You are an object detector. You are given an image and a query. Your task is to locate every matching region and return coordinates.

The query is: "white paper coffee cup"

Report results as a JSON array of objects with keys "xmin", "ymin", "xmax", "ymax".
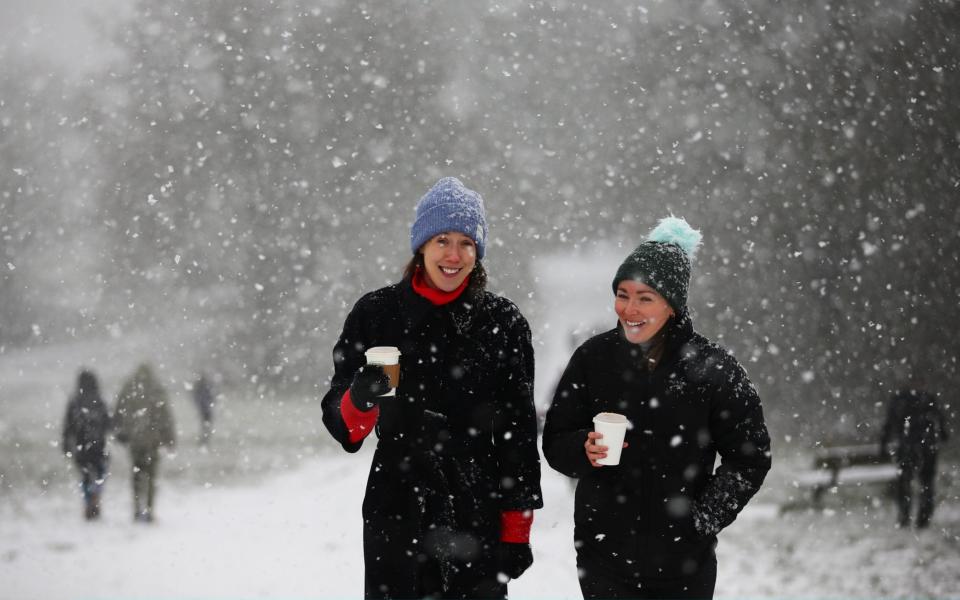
[
  {"xmin": 593, "ymin": 412, "xmax": 629, "ymax": 466},
  {"xmin": 364, "ymin": 346, "xmax": 401, "ymax": 397}
]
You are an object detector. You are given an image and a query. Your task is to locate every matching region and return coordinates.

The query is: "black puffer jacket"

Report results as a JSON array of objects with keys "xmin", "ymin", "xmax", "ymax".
[
  {"xmin": 322, "ymin": 280, "xmax": 542, "ymax": 599},
  {"xmin": 542, "ymin": 311, "xmax": 770, "ymax": 580}
]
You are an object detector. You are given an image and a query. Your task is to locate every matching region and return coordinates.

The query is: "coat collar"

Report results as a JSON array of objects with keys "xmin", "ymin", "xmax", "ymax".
[{"xmin": 398, "ymin": 277, "xmax": 483, "ymax": 335}]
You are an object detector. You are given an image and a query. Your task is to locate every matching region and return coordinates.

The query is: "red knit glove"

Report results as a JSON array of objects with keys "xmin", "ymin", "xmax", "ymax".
[
  {"xmin": 498, "ymin": 510, "xmax": 534, "ymax": 580},
  {"xmin": 339, "ymin": 389, "xmax": 379, "ymax": 444},
  {"xmin": 500, "ymin": 510, "xmax": 533, "ymax": 543}
]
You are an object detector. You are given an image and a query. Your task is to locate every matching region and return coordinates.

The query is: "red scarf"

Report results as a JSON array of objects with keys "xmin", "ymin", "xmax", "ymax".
[{"xmin": 411, "ymin": 266, "xmax": 470, "ymax": 305}]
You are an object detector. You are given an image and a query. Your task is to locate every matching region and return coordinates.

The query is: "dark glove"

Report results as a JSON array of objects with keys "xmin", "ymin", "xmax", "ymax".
[
  {"xmin": 349, "ymin": 365, "xmax": 391, "ymax": 412},
  {"xmin": 497, "ymin": 542, "xmax": 533, "ymax": 580}
]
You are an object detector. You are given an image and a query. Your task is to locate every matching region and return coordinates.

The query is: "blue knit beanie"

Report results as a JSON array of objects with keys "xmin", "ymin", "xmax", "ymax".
[{"xmin": 410, "ymin": 177, "xmax": 488, "ymax": 259}]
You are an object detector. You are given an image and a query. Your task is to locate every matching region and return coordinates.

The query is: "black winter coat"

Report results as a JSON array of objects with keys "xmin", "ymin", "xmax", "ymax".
[
  {"xmin": 542, "ymin": 312, "xmax": 771, "ymax": 580},
  {"xmin": 62, "ymin": 391, "xmax": 111, "ymax": 467},
  {"xmin": 881, "ymin": 388, "xmax": 950, "ymax": 461},
  {"xmin": 321, "ymin": 280, "xmax": 543, "ymax": 599}
]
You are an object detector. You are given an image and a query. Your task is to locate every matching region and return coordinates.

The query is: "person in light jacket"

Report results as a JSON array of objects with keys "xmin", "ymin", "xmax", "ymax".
[
  {"xmin": 543, "ymin": 217, "xmax": 771, "ymax": 599},
  {"xmin": 113, "ymin": 363, "xmax": 176, "ymax": 523}
]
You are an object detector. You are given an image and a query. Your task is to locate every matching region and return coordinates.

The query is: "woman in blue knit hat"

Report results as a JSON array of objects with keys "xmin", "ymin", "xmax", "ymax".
[
  {"xmin": 322, "ymin": 177, "xmax": 543, "ymax": 599},
  {"xmin": 542, "ymin": 217, "xmax": 771, "ymax": 599}
]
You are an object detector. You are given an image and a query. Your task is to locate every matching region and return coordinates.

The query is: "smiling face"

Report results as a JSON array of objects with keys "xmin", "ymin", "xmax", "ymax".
[
  {"xmin": 419, "ymin": 231, "xmax": 477, "ymax": 292},
  {"xmin": 614, "ymin": 280, "xmax": 675, "ymax": 344}
]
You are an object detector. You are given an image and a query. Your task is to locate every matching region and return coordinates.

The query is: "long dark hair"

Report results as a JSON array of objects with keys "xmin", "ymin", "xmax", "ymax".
[{"xmin": 402, "ymin": 253, "xmax": 487, "ymax": 295}]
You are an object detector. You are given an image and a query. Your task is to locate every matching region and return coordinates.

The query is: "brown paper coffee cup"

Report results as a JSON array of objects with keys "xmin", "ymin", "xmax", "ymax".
[{"xmin": 364, "ymin": 346, "xmax": 401, "ymax": 396}]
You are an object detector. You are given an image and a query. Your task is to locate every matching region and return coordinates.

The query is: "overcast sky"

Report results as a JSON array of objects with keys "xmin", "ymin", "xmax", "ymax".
[{"xmin": 0, "ymin": 0, "xmax": 122, "ymax": 72}]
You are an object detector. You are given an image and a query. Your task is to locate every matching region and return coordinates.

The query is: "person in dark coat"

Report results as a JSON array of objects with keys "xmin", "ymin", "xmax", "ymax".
[
  {"xmin": 62, "ymin": 370, "xmax": 111, "ymax": 520},
  {"xmin": 880, "ymin": 374, "xmax": 950, "ymax": 528},
  {"xmin": 113, "ymin": 363, "xmax": 176, "ymax": 523},
  {"xmin": 322, "ymin": 177, "xmax": 543, "ymax": 600},
  {"xmin": 192, "ymin": 373, "xmax": 215, "ymax": 445},
  {"xmin": 542, "ymin": 217, "xmax": 772, "ymax": 600}
]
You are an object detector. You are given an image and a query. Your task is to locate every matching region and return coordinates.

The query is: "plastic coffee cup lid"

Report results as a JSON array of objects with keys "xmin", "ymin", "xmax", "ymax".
[
  {"xmin": 365, "ymin": 346, "xmax": 401, "ymax": 358},
  {"xmin": 593, "ymin": 412, "xmax": 628, "ymax": 424}
]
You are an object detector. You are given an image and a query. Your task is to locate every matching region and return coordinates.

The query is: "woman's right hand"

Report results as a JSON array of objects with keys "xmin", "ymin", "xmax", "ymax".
[
  {"xmin": 349, "ymin": 365, "xmax": 390, "ymax": 412},
  {"xmin": 585, "ymin": 431, "xmax": 628, "ymax": 467}
]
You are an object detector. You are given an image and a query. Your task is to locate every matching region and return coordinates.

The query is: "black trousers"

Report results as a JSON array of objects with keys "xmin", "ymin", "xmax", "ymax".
[
  {"xmin": 417, "ymin": 558, "xmax": 506, "ymax": 600},
  {"xmin": 578, "ymin": 553, "xmax": 717, "ymax": 600},
  {"xmin": 364, "ymin": 554, "xmax": 507, "ymax": 600},
  {"xmin": 76, "ymin": 458, "xmax": 107, "ymax": 518},
  {"xmin": 896, "ymin": 451, "xmax": 938, "ymax": 526},
  {"xmin": 77, "ymin": 458, "xmax": 107, "ymax": 501},
  {"xmin": 363, "ymin": 527, "xmax": 507, "ymax": 600}
]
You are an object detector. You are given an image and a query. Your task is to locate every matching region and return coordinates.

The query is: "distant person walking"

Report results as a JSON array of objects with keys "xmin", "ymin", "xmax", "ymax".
[
  {"xmin": 192, "ymin": 373, "xmax": 215, "ymax": 445},
  {"xmin": 113, "ymin": 363, "xmax": 176, "ymax": 523},
  {"xmin": 61, "ymin": 370, "xmax": 111, "ymax": 520},
  {"xmin": 880, "ymin": 374, "xmax": 950, "ymax": 528}
]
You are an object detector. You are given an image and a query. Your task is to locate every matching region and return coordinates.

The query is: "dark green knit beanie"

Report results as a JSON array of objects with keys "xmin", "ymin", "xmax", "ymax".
[{"xmin": 612, "ymin": 216, "xmax": 702, "ymax": 312}]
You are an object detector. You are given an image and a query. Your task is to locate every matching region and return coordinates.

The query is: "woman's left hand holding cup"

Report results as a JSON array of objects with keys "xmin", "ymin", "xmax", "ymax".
[{"xmin": 584, "ymin": 431, "xmax": 628, "ymax": 467}]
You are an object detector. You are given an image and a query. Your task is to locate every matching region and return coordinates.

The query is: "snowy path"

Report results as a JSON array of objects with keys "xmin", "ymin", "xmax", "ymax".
[
  {"xmin": 3, "ymin": 449, "xmax": 371, "ymax": 599},
  {"xmin": 2, "ymin": 445, "xmax": 768, "ymax": 600},
  {"xmin": 1, "ymin": 446, "xmax": 580, "ymax": 600},
  {"xmin": 3, "ymin": 446, "xmax": 957, "ymax": 599}
]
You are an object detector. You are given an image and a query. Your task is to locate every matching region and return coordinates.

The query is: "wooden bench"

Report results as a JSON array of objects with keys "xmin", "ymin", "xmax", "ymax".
[{"xmin": 786, "ymin": 443, "xmax": 898, "ymax": 510}]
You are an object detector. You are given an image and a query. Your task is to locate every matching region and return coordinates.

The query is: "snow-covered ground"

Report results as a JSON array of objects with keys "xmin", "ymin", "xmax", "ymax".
[{"xmin": 3, "ymin": 441, "xmax": 959, "ymax": 599}]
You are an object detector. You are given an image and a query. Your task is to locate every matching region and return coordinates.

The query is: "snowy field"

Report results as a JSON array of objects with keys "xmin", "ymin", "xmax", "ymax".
[
  {"xmin": 2, "ymin": 437, "xmax": 959, "ymax": 600},
  {"xmin": 2, "ymin": 249, "xmax": 959, "ymax": 599}
]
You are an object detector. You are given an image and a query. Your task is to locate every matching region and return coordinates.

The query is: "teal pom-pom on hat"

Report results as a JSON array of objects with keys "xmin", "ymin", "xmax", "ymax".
[
  {"xmin": 611, "ymin": 216, "xmax": 703, "ymax": 311},
  {"xmin": 647, "ymin": 216, "xmax": 702, "ymax": 259}
]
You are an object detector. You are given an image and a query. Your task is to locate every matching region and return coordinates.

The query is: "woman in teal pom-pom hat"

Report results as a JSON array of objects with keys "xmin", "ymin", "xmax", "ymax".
[{"xmin": 543, "ymin": 216, "xmax": 772, "ymax": 599}]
